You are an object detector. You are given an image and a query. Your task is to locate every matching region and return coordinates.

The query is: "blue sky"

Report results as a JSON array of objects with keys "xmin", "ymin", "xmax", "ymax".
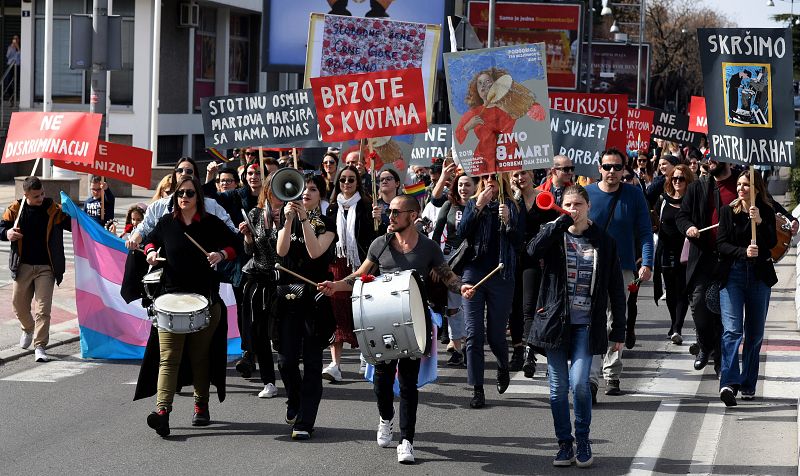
[{"xmin": 703, "ymin": 0, "xmax": 796, "ymax": 28}]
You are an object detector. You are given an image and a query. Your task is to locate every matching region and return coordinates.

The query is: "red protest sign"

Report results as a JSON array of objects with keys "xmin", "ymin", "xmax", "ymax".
[
  {"xmin": 2, "ymin": 112, "xmax": 102, "ymax": 164},
  {"xmin": 311, "ymin": 68, "xmax": 428, "ymax": 142},
  {"xmin": 548, "ymin": 93, "xmax": 628, "ymax": 151},
  {"xmin": 57, "ymin": 141, "xmax": 153, "ymax": 188},
  {"xmin": 688, "ymin": 96, "xmax": 708, "ymax": 134},
  {"xmin": 626, "ymin": 108, "xmax": 655, "ymax": 152}
]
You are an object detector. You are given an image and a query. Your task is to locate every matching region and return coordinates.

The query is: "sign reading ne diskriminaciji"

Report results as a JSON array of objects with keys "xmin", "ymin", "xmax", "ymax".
[
  {"xmin": 2, "ymin": 112, "xmax": 102, "ymax": 165},
  {"xmin": 697, "ymin": 28, "xmax": 794, "ymax": 166}
]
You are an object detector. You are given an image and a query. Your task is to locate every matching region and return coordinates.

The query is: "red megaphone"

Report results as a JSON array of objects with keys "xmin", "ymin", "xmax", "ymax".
[{"xmin": 535, "ymin": 191, "xmax": 570, "ymax": 215}]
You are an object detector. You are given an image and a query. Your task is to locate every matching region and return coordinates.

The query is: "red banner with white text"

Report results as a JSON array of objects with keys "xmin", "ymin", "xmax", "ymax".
[
  {"xmin": 626, "ymin": 108, "xmax": 655, "ymax": 153},
  {"xmin": 2, "ymin": 112, "xmax": 102, "ymax": 164},
  {"xmin": 57, "ymin": 141, "xmax": 153, "ymax": 188},
  {"xmin": 311, "ymin": 68, "xmax": 428, "ymax": 142},
  {"xmin": 548, "ymin": 92, "xmax": 628, "ymax": 151},
  {"xmin": 688, "ymin": 96, "xmax": 708, "ymax": 134}
]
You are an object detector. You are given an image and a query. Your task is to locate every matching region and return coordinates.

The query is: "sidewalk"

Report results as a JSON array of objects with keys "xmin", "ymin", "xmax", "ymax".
[{"xmin": 0, "ymin": 181, "xmax": 154, "ymax": 363}]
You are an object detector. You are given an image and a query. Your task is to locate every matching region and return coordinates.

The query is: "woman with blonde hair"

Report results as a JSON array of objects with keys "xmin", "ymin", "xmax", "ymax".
[
  {"xmin": 457, "ymin": 172, "xmax": 523, "ymax": 408},
  {"xmin": 151, "ymin": 175, "xmax": 172, "ymax": 202}
]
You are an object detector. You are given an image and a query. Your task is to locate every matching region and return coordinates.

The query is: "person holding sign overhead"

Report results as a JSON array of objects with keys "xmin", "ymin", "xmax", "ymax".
[
  {"xmin": 83, "ymin": 175, "xmax": 115, "ymax": 227},
  {"xmin": 0, "ymin": 177, "xmax": 71, "ymax": 363}
]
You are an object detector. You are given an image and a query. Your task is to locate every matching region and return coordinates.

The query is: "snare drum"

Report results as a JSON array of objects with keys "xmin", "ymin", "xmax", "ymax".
[
  {"xmin": 151, "ymin": 293, "xmax": 210, "ymax": 334},
  {"xmin": 142, "ymin": 268, "xmax": 163, "ymax": 300},
  {"xmin": 351, "ymin": 270, "xmax": 431, "ymax": 364}
]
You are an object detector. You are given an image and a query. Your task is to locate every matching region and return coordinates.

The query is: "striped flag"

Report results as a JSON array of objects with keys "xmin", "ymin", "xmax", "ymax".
[
  {"xmin": 60, "ymin": 192, "xmax": 241, "ymax": 359},
  {"xmin": 404, "ymin": 181, "xmax": 427, "ymax": 198},
  {"xmin": 207, "ymin": 147, "xmax": 230, "ymax": 162}
]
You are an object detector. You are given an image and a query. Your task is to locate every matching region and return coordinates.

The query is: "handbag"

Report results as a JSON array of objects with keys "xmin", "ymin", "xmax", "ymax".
[
  {"xmin": 447, "ymin": 239, "xmax": 473, "ymax": 275},
  {"xmin": 679, "ymin": 238, "xmax": 691, "ymax": 265}
]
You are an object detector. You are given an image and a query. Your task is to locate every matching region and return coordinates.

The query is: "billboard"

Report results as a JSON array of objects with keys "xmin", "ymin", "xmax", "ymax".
[
  {"xmin": 467, "ymin": 1, "xmax": 582, "ymax": 90},
  {"xmin": 585, "ymin": 41, "xmax": 650, "ymax": 105},
  {"xmin": 262, "ymin": 0, "xmax": 449, "ymax": 71}
]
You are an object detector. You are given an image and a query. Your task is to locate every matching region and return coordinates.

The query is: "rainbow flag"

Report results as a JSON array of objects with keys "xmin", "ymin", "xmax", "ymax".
[
  {"xmin": 404, "ymin": 181, "xmax": 427, "ymax": 198},
  {"xmin": 207, "ymin": 147, "xmax": 230, "ymax": 162},
  {"xmin": 61, "ymin": 192, "xmax": 241, "ymax": 359}
]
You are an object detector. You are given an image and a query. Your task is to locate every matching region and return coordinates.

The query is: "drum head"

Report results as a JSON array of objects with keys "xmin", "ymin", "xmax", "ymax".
[
  {"xmin": 154, "ymin": 293, "xmax": 208, "ymax": 313},
  {"xmin": 406, "ymin": 272, "xmax": 428, "ymax": 352}
]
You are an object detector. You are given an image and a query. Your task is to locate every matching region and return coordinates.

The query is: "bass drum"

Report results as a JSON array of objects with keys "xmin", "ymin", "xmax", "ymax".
[
  {"xmin": 351, "ymin": 270, "xmax": 432, "ymax": 364},
  {"xmin": 771, "ymin": 213, "xmax": 793, "ymax": 263}
]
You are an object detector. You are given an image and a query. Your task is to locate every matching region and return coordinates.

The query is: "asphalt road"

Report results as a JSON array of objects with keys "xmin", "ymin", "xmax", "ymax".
[{"xmin": 1, "ymin": 279, "xmax": 797, "ymax": 476}]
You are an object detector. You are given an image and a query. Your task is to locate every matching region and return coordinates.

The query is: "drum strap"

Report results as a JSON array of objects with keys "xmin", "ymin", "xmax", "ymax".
[{"xmin": 368, "ymin": 232, "xmax": 395, "ymax": 275}]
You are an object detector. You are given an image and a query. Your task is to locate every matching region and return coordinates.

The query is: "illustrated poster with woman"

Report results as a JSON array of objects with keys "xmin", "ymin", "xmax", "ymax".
[{"xmin": 444, "ymin": 44, "xmax": 555, "ymax": 176}]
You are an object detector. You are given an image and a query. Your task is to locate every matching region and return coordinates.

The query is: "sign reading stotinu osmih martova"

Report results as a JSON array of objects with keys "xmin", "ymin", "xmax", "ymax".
[
  {"xmin": 410, "ymin": 124, "xmax": 451, "ymax": 166},
  {"xmin": 645, "ymin": 107, "xmax": 702, "ymax": 147},
  {"xmin": 201, "ymin": 89, "xmax": 324, "ymax": 150},
  {"xmin": 550, "ymin": 110, "xmax": 610, "ymax": 178},
  {"xmin": 697, "ymin": 28, "xmax": 795, "ymax": 165}
]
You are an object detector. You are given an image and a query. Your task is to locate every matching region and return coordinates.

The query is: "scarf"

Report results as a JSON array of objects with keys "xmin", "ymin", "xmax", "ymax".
[{"xmin": 336, "ymin": 192, "xmax": 362, "ymax": 269}]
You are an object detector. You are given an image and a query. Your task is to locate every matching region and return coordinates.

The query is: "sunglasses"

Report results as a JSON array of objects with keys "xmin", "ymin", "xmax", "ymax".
[
  {"xmin": 388, "ymin": 209, "xmax": 413, "ymax": 217},
  {"xmin": 671, "ymin": 176, "xmax": 686, "ymax": 183},
  {"xmin": 245, "ymin": 151, "xmax": 259, "ymax": 156},
  {"xmin": 379, "ymin": 176, "xmax": 395, "ymax": 183},
  {"xmin": 481, "ymin": 175, "xmax": 498, "ymax": 181},
  {"xmin": 323, "ymin": 160, "xmax": 337, "ymax": 165},
  {"xmin": 175, "ymin": 167, "xmax": 194, "ymax": 175},
  {"xmin": 601, "ymin": 164, "xmax": 624, "ymax": 172},
  {"xmin": 637, "ymin": 158, "xmax": 648, "ymax": 163},
  {"xmin": 175, "ymin": 189, "xmax": 197, "ymax": 198},
  {"xmin": 339, "ymin": 176, "xmax": 356, "ymax": 184},
  {"xmin": 555, "ymin": 166, "xmax": 575, "ymax": 173}
]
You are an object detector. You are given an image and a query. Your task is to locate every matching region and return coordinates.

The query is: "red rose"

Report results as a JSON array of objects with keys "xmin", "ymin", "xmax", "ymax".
[{"xmin": 360, "ymin": 274, "xmax": 375, "ymax": 283}]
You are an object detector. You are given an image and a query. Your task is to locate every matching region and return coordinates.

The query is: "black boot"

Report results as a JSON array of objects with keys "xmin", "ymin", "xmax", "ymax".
[
  {"xmin": 522, "ymin": 346, "xmax": 537, "ymax": 379},
  {"xmin": 147, "ymin": 408, "xmax": 170, "ymax": 437},
  {"xmin": 328, "ymin": 0, "xmax": 351, "ymax": 16},
  {"xmin": 496, "ymin": 368, "xmax": 510, "ymax": 394},
  {"xmin": 694, "ymin": 350, "xmax": 709, "ymax": 370},
  {"xmin": 509, "ymin": 345, "xmax": 525, "ymax": 372},
  {"xmin": 235, "ymin": 351, "xmax": 254, "ymax": 378},
  {"xmin": 470, "ymin": 385, "xmax": 485, "ymax": 409}
]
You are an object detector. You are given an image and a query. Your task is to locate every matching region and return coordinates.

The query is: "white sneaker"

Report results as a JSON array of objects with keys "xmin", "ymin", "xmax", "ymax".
[
  {"xmin": 19, "ymin": 331, "xmax": 32, "ymax": 349},
  {"xmin": 359, "ymin": 354, "xmax": 367, "ymax": 374},
  {"xmin": 377, "ymin": 417, "xmax": 393, "ymax": 447},
  {"xmin": 397, "ymin": 439, "xmax": 415, "ymax": 464},
  {"xmin": 321, "ymin": 362, "xmax": 342, "ymax": 382},
  {"xmin": 258, "ymin": 383, "xmax": 278, "ymax": 398},
  {"xmin": 34, "ymin": 346, "xmax": 48, "ymax": 363}
]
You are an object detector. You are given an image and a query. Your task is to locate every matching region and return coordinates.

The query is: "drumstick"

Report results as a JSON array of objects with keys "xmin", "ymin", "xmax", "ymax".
[
  {"xmin": 470, "ymin": 263, "xmax": 504, "ymax": 292},
  {"xmin": 184, "ymin": 232, "xmax": 210, "ymax": 256},
  {"xmin": 12, "ymin": 158, "xmax": 42, "ymax": 229},
  {"xmin": 698, "ymin": 223, "xmax": 719, "ymax": 233},
  {"xmin": 274, "ymin": 263, "xmax": 318, "ymax": 287}
]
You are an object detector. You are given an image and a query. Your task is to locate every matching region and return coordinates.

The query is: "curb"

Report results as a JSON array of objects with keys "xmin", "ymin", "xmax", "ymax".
[{"xmin": 0, "ymin": 332, "xmax": 80, "ymax": 365}]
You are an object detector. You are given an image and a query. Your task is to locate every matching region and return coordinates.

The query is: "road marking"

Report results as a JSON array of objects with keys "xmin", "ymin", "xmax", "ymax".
[
  {"xmin": 627, "ymin": 400, "xmax": 680, "ymax": 475},
  {"xmin": 762, "ymin": 334, "xmax": 800, "ymax": 400},
  {"xmin": 687, "ymin": 403, "xmax": 724, "ymax": 476},
  {"xmin": 626, "ymin": 340, "xmax": 706, "ymax": 399},
  {"xmin": 0, "ymin": 353, "xmax": 101, "ymax": 383}
]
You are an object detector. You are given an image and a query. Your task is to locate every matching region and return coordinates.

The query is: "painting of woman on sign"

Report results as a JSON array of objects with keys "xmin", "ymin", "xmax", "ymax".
[{"xmin": 454, "ymin": 67, "xmax": 546, "ymax": 175}]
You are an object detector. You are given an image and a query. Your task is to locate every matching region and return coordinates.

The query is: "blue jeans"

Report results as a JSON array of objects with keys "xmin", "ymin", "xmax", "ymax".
[
  {"xmin": 463, "ymin": 269, "xmax": 514, "ymax": 386},
  {"xmin": 548, "ymin": 325, "xmax": 592, "ymax": 443},
  {"xmin": 719, "ymin": 260, "xmax": 771, "ymax": 394}
]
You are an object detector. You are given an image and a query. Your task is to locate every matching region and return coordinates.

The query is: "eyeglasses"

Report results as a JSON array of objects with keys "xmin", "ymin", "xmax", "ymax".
[
  {"xmin": 601, "ymin": 164, "xmax": 624, "ymax": 172},
  {"xmin": 671, "ymin": 176, "xmax": 686, "ymax": 183},
  {"xmin": 388, "ymin": 209, "xmax": 413, "ymax": 217},
  {"xmin": 379, "ymin": 176, "xmax": 395, "ymax": 183},
  {"xmin": 175, "ymin": 167, "xmax": 194, "ymax": 175},
  {"xmin": 175, "ymin": 189, "xmax": 197, "ymax": 198},
  {"xmin": 216, "ymin": 178, "xmax": 235, "ymax": 184},
  {"xmin": 555, "ymin": 166, "xmax": 575, "ymax": 173},
  {"xmin": 339, "ymin": 176, "xmax": 356, "ymax": 184}
]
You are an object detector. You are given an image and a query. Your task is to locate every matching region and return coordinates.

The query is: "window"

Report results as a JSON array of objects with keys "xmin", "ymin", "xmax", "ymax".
[
  {"xmin": 193, "ymin": 7, "xmax": 217, "ymax": 110},
  {"xmin": 228, "ymin": 13, "xmax": 249, "ymax": 95},
  {"xmin": 157, "ymin": 135, "xmax": 185, "ymax": 166},
  {"xmin": 34, "ymin": 0, "xmax": 135, "ymax": 105}
]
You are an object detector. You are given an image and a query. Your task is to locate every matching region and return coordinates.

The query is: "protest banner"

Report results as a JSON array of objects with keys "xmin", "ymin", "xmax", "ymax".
[
  {"xmin": 200, "ymin": 89, "xmax": 325, "ymax": 150},
  {"xmin": 57, "ymin": 141, "xmax": 153, "ymax": 188},
  {"xmin": 2, "ymin": 112, "xmax": 102, "ymax": 164},
  {"xmin": 697, "ymin": 28, "xmax": 794, "ymax": 165},
  {"xmin": 626, "ymin": 107, "xmax": 654, "ymax": 152},
  {"xmin": 444, "ymin": 44, "xmax": 554, "ymax": 176},
  {"xmin": 311, "ymin": 68, "xmax": 428, "ymax": 143},
  {"xmin": 467, "ymin": 1, "xmax": 582, "ymax": 90},
  {"xmin": 688, "ymin": 96, "xmax": 708, "ymax": 134},
  {"xmin": 646, "ymin": 107, "xmax": 701, "ymax": 147},
  {"xmin": 548, "ymin": 92, "xmax": 627, "ymax": 151},
  {"xmin": 550, "ymin": 110, "xmax": 610, "ymax": 177},
  {"xmin": 411, "ymin": 124, "xmax": 451, "ymax": 166},
  {"xmin": 304, "ymin": 14, "xmax": 441, "ymax": 114}
]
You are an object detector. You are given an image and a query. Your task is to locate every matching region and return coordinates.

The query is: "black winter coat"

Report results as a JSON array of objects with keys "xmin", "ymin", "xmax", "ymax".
[
  {"xmin": 675, "ymin": 176, "xmax": 722, "ymax": 284},
  {"xmin": 717, "ymin": 198, "xmax": 778, "ymax": 288},
  {"xmin": 526, "ymin": 215, "xmax": 627, "ymax": 355}
]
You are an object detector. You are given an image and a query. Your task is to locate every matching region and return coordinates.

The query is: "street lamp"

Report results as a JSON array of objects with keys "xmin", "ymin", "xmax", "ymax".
[
  {"xmin": 767, "ymin": 0, "xmax": 776, "ymax": 6},
  {"xmin": 601, "ymin": 0, "xmax": 613, "ymax": 16},
  {"xmin": 604, "ymin": 0, "xmax": 647, "ymax": 108},
  {"xmin": 610, "ymin": 21, "xmax": 620, "ymax": 33}
]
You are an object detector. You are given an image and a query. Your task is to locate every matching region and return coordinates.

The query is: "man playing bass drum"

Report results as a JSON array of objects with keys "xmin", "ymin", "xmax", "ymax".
[{"xmin": 319, "ymin": 194, "xmax": 473, "ymax": 465}]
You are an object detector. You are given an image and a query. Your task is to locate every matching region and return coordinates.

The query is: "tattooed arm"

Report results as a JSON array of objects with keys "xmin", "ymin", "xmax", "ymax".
[{"xmin": 431, "ymin": 262, "xmax": 472, "ymax": 296}]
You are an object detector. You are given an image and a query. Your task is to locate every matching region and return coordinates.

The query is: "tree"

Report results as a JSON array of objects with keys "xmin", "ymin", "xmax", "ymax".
[{"xmin": 771, "ymin": 13, "xmax": 800, "ymax": 79}]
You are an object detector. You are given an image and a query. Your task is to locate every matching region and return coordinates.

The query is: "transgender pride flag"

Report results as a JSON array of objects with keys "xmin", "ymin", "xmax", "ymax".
[{"xmin": 60, "ymin": 192, "xmax": 241, "ymax": 359}]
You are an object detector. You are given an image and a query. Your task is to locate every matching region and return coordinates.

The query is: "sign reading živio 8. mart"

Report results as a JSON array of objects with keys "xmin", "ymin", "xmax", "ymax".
[
  {"xmin": 697, "ymin": 28, "xmax": 795, "ymax": 166},
  {"xmin": 200, "ymin": 89, "xmax": 325, "ymax": 150}
]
